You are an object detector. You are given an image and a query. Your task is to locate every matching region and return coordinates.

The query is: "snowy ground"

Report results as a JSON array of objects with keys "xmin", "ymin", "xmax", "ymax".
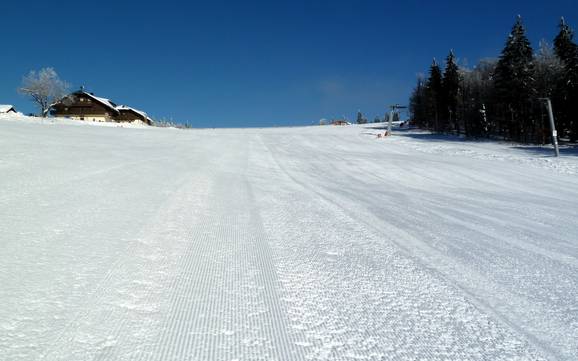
[{"xmin": 1, "ymin": 116, "xmax": 577, "ymax": 361}]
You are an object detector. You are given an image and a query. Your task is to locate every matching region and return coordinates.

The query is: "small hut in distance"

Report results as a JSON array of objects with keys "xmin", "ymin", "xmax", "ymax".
[{"xmin": 0, "ymin": 105, "xmax": 17, "ymax": 114}]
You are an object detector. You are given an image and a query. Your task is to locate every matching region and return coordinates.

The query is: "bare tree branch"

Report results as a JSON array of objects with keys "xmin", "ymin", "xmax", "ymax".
[{"xmin": 17, "ymin": 68, "xmax": 70, "ymax": 117}]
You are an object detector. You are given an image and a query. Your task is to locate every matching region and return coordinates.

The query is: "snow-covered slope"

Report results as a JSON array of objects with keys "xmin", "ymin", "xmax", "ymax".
[
  {"xmin": 0, "ymin": 113, "xmax": 151, "ymax": 128},
  {"xmin": 1, "ymin": 117, "xmax": 577, "ymax": 361}
]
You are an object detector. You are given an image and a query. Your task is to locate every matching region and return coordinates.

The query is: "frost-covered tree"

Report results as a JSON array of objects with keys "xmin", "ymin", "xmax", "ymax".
[
  {"xmin": 531, "ymin": 41, "xmax": 564, "ymax": 142},
  {"xmin": 18, "ymin": 68, "xmax": 69, "ymax": 117},
  {"xmin": 535, "ymin": 40, "xmax": 564, "ymax": 98},
  {"xmin": 494, "ymin": 16, "xmax": 535, "ymax": 141},
  {"xmin": 443, "ymin": 50, "xmax": 462, "ymax": 134},
  {"xmin": 553, "ymin": 17, "xmax": 578, "ymax": 141},
  {"xmin": 460, "ymin": 59, "xmax": 497, "ymax": 137}
]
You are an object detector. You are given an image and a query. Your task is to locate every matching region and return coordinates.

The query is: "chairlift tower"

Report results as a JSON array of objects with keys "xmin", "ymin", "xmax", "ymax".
[{"xmin": 387, "ymin": 104, "xmax": 407, "ymax": 135}]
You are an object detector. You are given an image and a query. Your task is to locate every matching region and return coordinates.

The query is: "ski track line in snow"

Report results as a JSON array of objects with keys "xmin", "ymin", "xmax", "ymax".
[
  {"xmin": 3, "ymin": 121, "xmax": 577, "ymax": 361},
  {"xmin": 142, "ymin": 137, "xmax": 302, "ymax": 361},
  {"xmin": 326, "ymin": 176, "xmax": 577, "ymax": 274},
  {"xmin": 0, "ymin": 155, "xmax": 174, "ymax": 206},
  {"xmin": 0, "ymin": 124, "xmax": 212, "ymax": 359},
  {"xmin": 259, "ymin": 134, "xmax": 560, "ymax": 360},
  {"xmin": 37, "ymin": 164, "xmax": 209, "ymax": 361},
  {"xmin": 331, "ymin": 182, "xmax": 577, "ymax": 360},
  {"xmin": 1, "ymin": 158, "xmax": 181, "ymax": 361},
  {"xmin": 310, "ymin": 135, "xmax": 573, "ymax": 357},
  {"xmin": 322, "ymin": 162, "xmax": 562, "ymax": 359},
  {"xmin": 252, "ymin": 135, "xmax": 541, "ymax": 360},
  {"xmin": 421, "ymin": 198, "xmax": 578, "ymax": 268},
  {"xmin": 98, "ymin": 177, "xmax": 211, "ymax": 361},
  {"xmin": 311, "ymin": 130, "xmax": 578, "ymax": 202}
]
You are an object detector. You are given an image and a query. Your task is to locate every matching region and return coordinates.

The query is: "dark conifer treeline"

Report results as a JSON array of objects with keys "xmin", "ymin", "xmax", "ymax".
[{"xmin": 409, "ymin": 16, "xmax": 578, "ymax": 143}]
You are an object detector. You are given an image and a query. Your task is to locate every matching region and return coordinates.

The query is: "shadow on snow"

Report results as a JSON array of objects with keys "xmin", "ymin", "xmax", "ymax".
[{"xmin": 365, "ymin": 126, "xmax": 578, "ymax": 157}]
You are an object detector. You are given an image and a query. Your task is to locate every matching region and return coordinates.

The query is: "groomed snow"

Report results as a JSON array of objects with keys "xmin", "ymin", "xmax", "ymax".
[
  {"xmin": 1, "ymin": 116, "xmax": 577, "ymax": 361},
  {"xmin": 0, "ymin": 113, "xmax": 151, "ymax": 128}
]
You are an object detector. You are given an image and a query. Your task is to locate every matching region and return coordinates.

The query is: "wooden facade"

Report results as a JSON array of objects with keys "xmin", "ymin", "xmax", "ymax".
[
  {"xmin": 116, "ymin": 106, "xmax": 153, "ymax": 125},
  {"xmin": 50, "ymin": 90, "xmax": 152, "ymax": 125}
]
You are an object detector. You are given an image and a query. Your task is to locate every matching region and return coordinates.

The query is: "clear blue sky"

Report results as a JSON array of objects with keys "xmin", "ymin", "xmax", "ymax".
[{"xmin": 1, "ymin": 0, "xmax": 577, "ymax": 127}]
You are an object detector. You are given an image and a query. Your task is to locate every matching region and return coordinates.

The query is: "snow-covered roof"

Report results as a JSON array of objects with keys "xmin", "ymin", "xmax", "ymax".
[
  {"xmin": 77, "ymin": 92, "xmax": 119, "ymax": 114},
  {"xmin": 0, "ymin": 104, "xmax": 15, "ymax": 113},
  {"xmin": 116, "ymin": 105, "xmax": 153, "ymax": 122}
]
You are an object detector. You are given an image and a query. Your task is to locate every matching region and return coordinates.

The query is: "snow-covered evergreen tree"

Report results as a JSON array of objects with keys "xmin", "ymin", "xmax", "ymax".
[
  {"xmin": 356, "ymin": 110, "xmax": 366, "ymax": 124},
  {"xmin": 409, "ymin": 75, "xmax": 428, "ymax": 127},
  {"xmin": 410, "ymin": 16, "xmax": 578, "ymax": 143},
  {"xmin": 494, "ymin": 16, "xmax": 536, "ymax": 141},
  {"xmin": 554, "ymin": 17, "xmax": 578, "ymax": 72},
  {"xmin": 553, "ymin": 17, "xmax": 578, "ymax": 141},
  {"xmin": 443, "ymin": 50, "xmax": 462, "ymax": 134},
  {"xmin": 426, "ymin": 59, "xmax": 444, "ymax": 131}
]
